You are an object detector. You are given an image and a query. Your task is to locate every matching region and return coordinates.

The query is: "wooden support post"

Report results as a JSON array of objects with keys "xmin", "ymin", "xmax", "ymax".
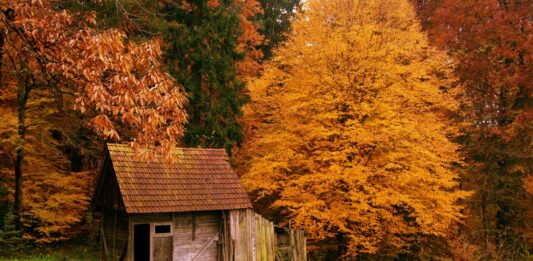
[
  {"xmin": 101, "ymin": 210, "xmax": 109, "ymax": 260},
  {"xmin": 290, "ymin": 229, "xmax": 295, "ymax": 261},
  {"xmin": 128, "ymin": 216, "xmax": 133, "ymax": 261},
  {"xmin": 192, "ymin": 213, "xmax": 197, "ymax": 241},
  {"xmin": 119, "ymin": 240, "xmax": 128, "ymax": 261},
  {"xmin": 113, "ymin": 210, "xmax": 118, "ymax": 261}
]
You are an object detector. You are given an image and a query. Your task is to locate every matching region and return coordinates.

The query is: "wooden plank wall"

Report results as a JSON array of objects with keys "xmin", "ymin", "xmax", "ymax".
[
  {"xmin": 217, "ymin": 211, "xmax": 232, "ymax": 261},
  {"xmin": 123, "ymin": 210, "xmax": 305, "ymax": 261},
  {"xmin": 173, "ymin": 212, "xmax": 220, "ymax": 261},
  {"xmin": 128, "ymin": 212, "xmax": 220, "ymax": 261},
  {"xmin": 288, "ymin": 229, "xmax": 306, "ymax": 261},
  {"xmin": 229, "ymin": 209, "xmax": 256, "ymax": 261},
  {"xmin": 254, "ymin": 214, "xmax": 276, "ymax": 261},
  {"xmin": 102, "ymin": 209, "xmax": 128, "ymax": 261},
  {"xmin": 228, "ymin": 209, "xmax": 306, "ymax": 261}
]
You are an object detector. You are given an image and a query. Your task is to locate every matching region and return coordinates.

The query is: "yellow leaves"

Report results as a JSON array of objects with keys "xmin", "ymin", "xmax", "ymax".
[
  {"xmin": 22, "ymin": 171, "xmax": 90, "ymax": 243},
  {"xmin": 0, "ymin": 107, "xmax": 92, "ymax": 244},
  {"xmin": 240, "ymin": 0, "xmax": 468, "ymax": 255}
]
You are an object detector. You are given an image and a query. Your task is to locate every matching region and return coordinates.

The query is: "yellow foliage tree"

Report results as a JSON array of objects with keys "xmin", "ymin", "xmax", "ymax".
[
  {"xmin": 0, "ymin": 79, "xmax": 90, "ymax": 243},
  {"xmin": 241, "ymin": 0, "xmax": 470, "ymax": 256}
]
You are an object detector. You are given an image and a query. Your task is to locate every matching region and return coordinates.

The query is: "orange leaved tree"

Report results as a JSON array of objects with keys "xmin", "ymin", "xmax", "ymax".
[
  {"xmin": 415, "ymin": 1, "xmax": 532, "ymax": 257},
  {"xmin": 241, "ymin": 0, "xmax": 469, "ymax": 257},
  {"xmin": 0, "ymin": 0, "xmax": 187, "ymax": 229},
  {"xmin": 234, "ymin": 0, "xmax": 265, "ymax": 80}
]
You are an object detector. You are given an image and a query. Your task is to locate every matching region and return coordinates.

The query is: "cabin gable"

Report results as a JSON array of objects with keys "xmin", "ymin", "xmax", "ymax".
[{"xmin": 91, "ymin": 154, "xmax": 125, "ymax": 212}]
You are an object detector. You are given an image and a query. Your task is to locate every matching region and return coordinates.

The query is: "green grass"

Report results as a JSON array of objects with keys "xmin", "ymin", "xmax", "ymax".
[{"xmin": 0, "ymin": 243, "xmax": 97, "ymax": 261}]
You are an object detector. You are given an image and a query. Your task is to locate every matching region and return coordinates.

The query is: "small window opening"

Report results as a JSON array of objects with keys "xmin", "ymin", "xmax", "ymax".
[{"xmin": 155, "ymin": 224, "xmax": 171, "ymax": 234}]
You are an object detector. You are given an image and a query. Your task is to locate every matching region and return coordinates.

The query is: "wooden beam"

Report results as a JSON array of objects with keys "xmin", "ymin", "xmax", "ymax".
[
  {"xmin": 128, "ymin": 216, "xmax": 133, "ymax": 261},
  {"xmin": 192, "ymin": 213, "xmax": 197, "ymax": 241},
  {"xmin": 119, "ymin": 239, "xmax": 128, "ymax": 261},
  {"xmin": 101, "ymin": 210, "xmax": 109, "ymax": 260},
  {"xmin": 113, "ymin": 210, "xmax": 118, "ymax": 261}
]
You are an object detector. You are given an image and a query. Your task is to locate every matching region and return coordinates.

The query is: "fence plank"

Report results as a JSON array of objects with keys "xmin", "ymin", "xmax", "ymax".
[{"xmin": 229, "ymin": 209, "xmax": 306, "ymax": 261}]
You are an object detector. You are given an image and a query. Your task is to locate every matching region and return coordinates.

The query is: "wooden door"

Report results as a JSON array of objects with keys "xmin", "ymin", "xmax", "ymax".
[
  {"xmin": 154, "ymin": 236, "xmax": 173, "ymax": 261},
  {"xmin": 153, "ymin": 223, "xmax": 173, "ymax": 261}
]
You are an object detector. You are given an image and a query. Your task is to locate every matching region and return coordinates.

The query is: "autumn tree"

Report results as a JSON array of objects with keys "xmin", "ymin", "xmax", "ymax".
[
  {"xmin": 59, "ymin": 0, "xmax": 264, "ymax": 153},
  {"xmin": 235, "ymin": 0, "xmax": 264, "ymax": 79},
  {"xmin": 241, "ymin": 0, "xmax": 469, "ymax": 257},
  {"xmin": 0, "ymin": 75, "xmax": 96, "ymax": 243},
  {"xmin": 415, "ymin": 0, "xmax": 533, "ymax": 258},
  {"xmin": 0, "ymin": 0, "xmax": 187, "ymax": 231}
]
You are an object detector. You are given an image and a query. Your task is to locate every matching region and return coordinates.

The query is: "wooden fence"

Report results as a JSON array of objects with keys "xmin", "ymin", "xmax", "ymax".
[{"xmin": 228, "ymin": 209, "xmax": 306, "ymax": 261}]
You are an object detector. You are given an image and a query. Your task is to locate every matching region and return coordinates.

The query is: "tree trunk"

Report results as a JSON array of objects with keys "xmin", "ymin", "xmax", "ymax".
[
  {"xmin": 0, "ymin": 32, "xmax": 4, "ymax": 86},
  {"xmin": 13, "ymin": 79, "xmax": 29, "ymax": 230},
  {"xmin": 337, "ymin": 233, "xmax": 347, "ymax": 259},
  {"xmin": 481, "ymin": 191, "xmax": 489, "ymax": 260}
]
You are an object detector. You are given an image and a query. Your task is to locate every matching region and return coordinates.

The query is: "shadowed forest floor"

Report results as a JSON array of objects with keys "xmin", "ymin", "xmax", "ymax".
[{"xmin": 0, "ymin": 242, "xmax": 97, "ymax": 261}]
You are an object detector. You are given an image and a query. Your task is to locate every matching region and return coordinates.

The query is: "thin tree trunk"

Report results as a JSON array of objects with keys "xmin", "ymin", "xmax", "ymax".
[
  {"xmin": 13, "ymin": 79, "xmax": 29, "ymax": 230},
  {"xmin": 481, "ymin": 191, "xmax": 489, "ymax": 260},
  {"xmin": 0, "ymin": 33, "xmax": 4, "ymax": 86},
  {"xmin": 337, "ymin": 233, "xmax": 347, "ymax": 259}
]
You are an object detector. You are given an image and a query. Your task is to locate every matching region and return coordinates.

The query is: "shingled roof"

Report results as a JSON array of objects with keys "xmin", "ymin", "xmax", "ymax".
[{"xmin": 100, "ymin": 143, "xmax": 252, "ymax": 213}]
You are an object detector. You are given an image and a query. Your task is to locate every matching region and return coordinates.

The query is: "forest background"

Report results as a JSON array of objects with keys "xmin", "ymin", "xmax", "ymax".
[{"xmin": 0, "ymin": 0, "xmax": 531, "ymax": 260}]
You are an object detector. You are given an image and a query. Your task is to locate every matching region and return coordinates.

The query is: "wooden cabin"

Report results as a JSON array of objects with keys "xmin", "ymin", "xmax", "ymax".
[{"xmin": 90, "ymin": 143, "xmax": 296, "ymax": 261}]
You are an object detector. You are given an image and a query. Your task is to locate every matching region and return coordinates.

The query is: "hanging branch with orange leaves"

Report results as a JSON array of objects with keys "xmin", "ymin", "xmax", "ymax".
[{"xmin": 1, "ymin": 0, "xmax": 187, "ymax": 228}]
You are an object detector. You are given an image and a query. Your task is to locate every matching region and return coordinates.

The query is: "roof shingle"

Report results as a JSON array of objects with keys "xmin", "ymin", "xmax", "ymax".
[{"xmin": 107, "ymin": 143, "xmax": 252, "ymax": 213}]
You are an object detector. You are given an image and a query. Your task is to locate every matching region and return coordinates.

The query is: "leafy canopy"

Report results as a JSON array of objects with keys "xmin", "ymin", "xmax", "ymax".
[
  {"xmin": 1, "ymin": 0, "xmax": 188, "ymax": 156},
  {"xmin": 242, "ymin": 0, "xmax": 469, "ymax": 255}
]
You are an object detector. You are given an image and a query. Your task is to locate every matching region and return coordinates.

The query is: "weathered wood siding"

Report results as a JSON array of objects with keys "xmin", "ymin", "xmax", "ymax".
[
  {"xmin": 173, "ymin": 212, "xmax": 220, "ymax": 261},
  {"xmin": 126, "ymin": 212, "xmax": 220, "ymax": 261},
  {"xmin": 229, "ymin": 209, "xmax": 256, "ymax": 261},
  {"xmin": 255, "ymin": 214, "xmax": 276, "ymax": 261},
  {"xmin": 154, "ymin": 237, "xmax": 173, "ymax": 261},
  {"xmin": 102, "ymin": 209, "xmax": 128, "ymax": 261},
  {"xmin": 122, "ymin": 210, "xmax": 304, "ymax": 261},
  {"xmin": 228, "ymin": 209, "xmax": 306, "ymax": 261},
  {"xmin": 92, "ymin": 157, "xmax": 125, "ymax": 212},
  {"xmin": 288, "ymin": 229, "xmax": 306, "ymax": 261}
]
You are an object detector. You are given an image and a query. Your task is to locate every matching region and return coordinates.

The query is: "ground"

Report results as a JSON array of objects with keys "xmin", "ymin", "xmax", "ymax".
[{"xmin": 0, "ymin": 242, "xmax": 97, "ymax": 261}]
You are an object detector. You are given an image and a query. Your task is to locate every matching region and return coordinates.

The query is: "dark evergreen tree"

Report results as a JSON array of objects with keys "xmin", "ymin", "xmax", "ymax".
[
  {"xmin": 163, "ymin": 0, "xmax": 248, "ymax": 152},
  {"xmin": 60, "ymin": 0, "xmax": 253, "ymax": 153},
  {"xmin": 257, "ymin": 0, "xmax": 301, "ymax": 59}
]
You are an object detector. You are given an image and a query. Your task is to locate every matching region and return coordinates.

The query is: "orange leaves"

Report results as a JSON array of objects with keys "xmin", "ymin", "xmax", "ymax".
[
  {"xmin": 234, "ymin": 0, "xmax": 264, "ymax": 80},
  {"xmin": 241, "ymin": 0, "xmax": 469, "ymax": 256},
  {"xmin": 415, "ymin": 1, "xmax": 533, "ymax": 254},
  {"xmin": 207, "ymin": 0, "xmax": 220, "ymax": 8},
  {"xmin": 91, "ymin": 115, "xmax": 119, "ymax": 140},
  {"xmin": 2, "ymin": 0, "xmax": 188, "ymax": 158},
  {"xmin": 84, "ymin": 12, "xmax": 97, "ymax": 26}
]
